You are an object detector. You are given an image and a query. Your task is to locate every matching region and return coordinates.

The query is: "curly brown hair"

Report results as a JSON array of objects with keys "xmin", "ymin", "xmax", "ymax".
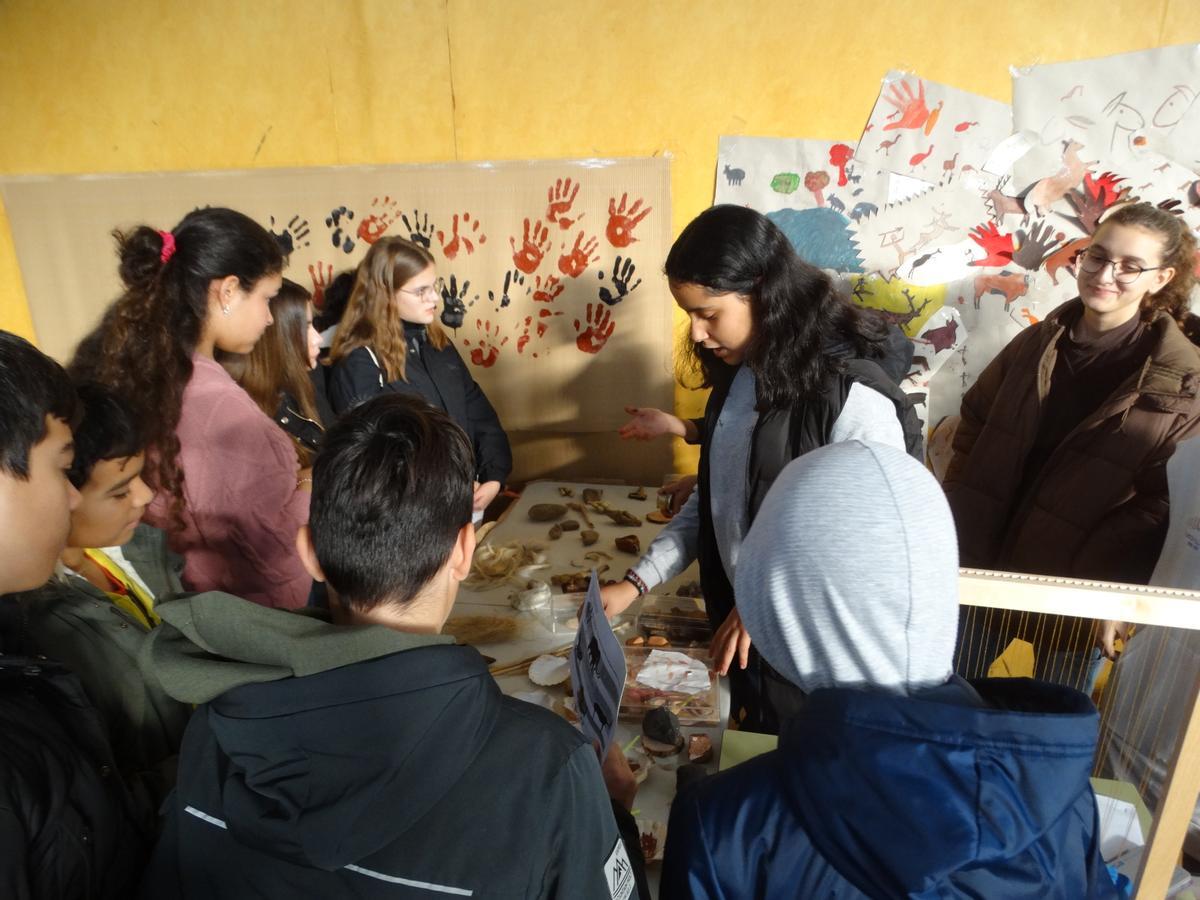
[
  {"xmin": 330, "ymin": 236, "xmax": 447, "ymax": 382},
  {"xmin": 69, "ymin": 207, "xmax": 283, "ymax": 530},
  {"xmin": 1097, "ymin": 202, "xmax": 1198, "ymax": 326}
]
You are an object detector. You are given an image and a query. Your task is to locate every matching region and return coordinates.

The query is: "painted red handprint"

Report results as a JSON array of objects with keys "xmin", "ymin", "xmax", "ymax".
[
  {"xmin": 463, "ymin": 319, "xmax": 508, "ymax": 368},
  {"xmin": 437, "ymin": 212, "xmax": 487, "ymax": 260},
  {"xmin": 531, "ymin": 273, "xmax": 564, "ymax": 304},
  {"xmin": 606, "ymin": 193, "xmax": 652, "ymax": 248},
  {"xmin": 968, "ymin": 222, "xmax": 1016, "ymax": 267},
  {"xmin": 574, "ymin": 303, "xmax": 615, "ymax": 354},
  {"xmin": 511, "ymin": 218, "xmax": 551, "ymax": 274},
  {"xmin": 881, "ymin": 78, "xmax": 930, "ymax": 132},
  {"xmin": 536, "ymin": 306, "xmax": 563, "ymax": 337},
  {"xmin": 559, "ymin": 232, "xmax": 600, "ymax": 278},
  {"xmin": 308, "ymin": 261, "xmax": 333, "ymax": 309},
  {"xmin": 517, "ymin": 316, "xmax": 535, "ymax": 355},
  {"xmin": 546, "ymin": 177, "xmax": 584, "ymax": 230},
  {"xmin": 357, "ymin": 196, "xmax": 399, "ymax": 245}
]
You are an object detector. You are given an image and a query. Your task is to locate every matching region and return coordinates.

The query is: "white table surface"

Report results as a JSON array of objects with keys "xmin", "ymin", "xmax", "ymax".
[{"xmin": 449, "ymin": 480, "xmax": 728, "ymax": 892}]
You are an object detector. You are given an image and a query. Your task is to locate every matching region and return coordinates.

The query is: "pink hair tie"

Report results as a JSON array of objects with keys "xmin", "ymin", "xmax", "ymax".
[{"xmin": 158, "ymin": 230, "xmax": 176, "ymax": 264}]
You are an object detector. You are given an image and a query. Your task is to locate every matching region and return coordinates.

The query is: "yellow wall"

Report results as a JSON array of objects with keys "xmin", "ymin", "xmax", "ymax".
[{"xmin": 3, "ymin": 0, "xmax": 1199, "ymax": 467}]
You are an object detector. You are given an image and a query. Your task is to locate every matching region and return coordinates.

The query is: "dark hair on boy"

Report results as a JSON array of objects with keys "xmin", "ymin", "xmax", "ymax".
[
  {"xmin": 313, "ymin": 270, "xmax": 356, "ymax": 334},
  {"xmin": 310, "ymin": 394, "xmax": 474, "ymax": 610},
  {"xmin": 0, "ymin": 331, "xmax": 78, "ymax": 479},
  {"xmin": 666, "ymin": 204, "xmax": 890, "ymax": 411},
  {"xmin": 66, "ymin": 382, "xmax": 144, "ymax": 489},
  {"xmin": 69, "ymin": 207, "xmax": 283, "ymax": 527}
]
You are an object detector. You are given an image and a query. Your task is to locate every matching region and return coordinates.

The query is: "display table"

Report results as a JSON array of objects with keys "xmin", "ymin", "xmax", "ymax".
[{"xmin": 447, "ymin": 480, "xmax": 725, "ymax": 887}]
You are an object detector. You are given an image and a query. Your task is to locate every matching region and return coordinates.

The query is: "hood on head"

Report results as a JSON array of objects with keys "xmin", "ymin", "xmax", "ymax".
[{"xmin": 736, "ymin": 440, "xmax": 958, "ymax": 695}]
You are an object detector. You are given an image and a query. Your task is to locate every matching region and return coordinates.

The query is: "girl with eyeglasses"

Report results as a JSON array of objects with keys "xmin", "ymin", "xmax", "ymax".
[
  {"xmin": 327, "ymin": 237, "xmax": 511, "ymax": 517},
  {"xmin": 944, "ymin": 202, "xmax": 1200, "ymax": 686}
]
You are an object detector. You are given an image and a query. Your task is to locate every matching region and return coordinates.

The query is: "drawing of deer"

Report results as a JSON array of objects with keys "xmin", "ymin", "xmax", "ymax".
[
  {"xmin": 723, "ymin": 164, "xmax": 745, "ymax": 187},
  {"xmin": 985, "ymin": 175, "xmax": 1026, "ymax": 223},
  {"xmin": 1024, "ymin": 140, "xmax": 1090, "ymax": 218},
  {"xmin": 878, "ymin": 288, "xmax": 934, "ymax": 333},
  {"xmin": 973, "ymin": 270, "xmax": 1029, "ymax": 310}
]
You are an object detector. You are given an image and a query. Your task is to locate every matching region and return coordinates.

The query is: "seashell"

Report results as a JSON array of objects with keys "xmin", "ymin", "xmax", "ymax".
[
  {"xmin": 628, "ymin": 486, "xmax": 647, "ymax": 500},
  {"xmin": 626, "ymin": 635, "xmax": 645, "ymax": 646},
  {"xmin": 528, "ymin": 503, "xmax": 567, "ymax": 522},
  {"xmin": 510, "ymin": 579, "xmax": 551, "ymax": 611},
  {"xmin": 528, "ymin": 654, "xmax": 570, "ymax": 686},
  {"xmin": 557, "ymin": 486, "xmax": 575, "ymax": 497},
  {"xmin": 647, "ymin": 509, "xmax": 672, "ymax": 524},
  {"xmin": 647, "ymin": 635, "xmax": 669, "ymax": 647}
]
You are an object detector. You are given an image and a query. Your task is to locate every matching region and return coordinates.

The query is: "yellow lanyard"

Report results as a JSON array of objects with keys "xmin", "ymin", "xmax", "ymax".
[{"xmin": 82, "ymin": 548, "xmax": 160, "ymax": 628}]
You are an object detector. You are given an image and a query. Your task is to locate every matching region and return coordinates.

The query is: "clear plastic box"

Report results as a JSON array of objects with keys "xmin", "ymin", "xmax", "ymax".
[
  {"xmin": 619, "ymin": 645, "xmax": 720, "ymax": 726},
  {"xmin": 634, "ymin": 595, "xmax": 712, "ymax": 647}
]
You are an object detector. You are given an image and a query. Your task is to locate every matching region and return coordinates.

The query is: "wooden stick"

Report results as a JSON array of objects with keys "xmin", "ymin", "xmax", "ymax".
[{"xmin": 1134, "ymin": 668, "xmax": 1200, "ymax": 897}]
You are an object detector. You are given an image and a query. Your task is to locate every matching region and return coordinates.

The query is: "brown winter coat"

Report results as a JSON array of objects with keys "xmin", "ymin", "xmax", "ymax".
[{"xmin": 944, "ymin": 300, "xmax": 1200, "ymax": 585}]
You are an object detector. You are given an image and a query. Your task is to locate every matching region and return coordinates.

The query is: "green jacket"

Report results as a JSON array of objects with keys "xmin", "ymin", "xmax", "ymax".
[{"xmin": 12, "ymin": 524, "xmax": 192, "ymax": 803}]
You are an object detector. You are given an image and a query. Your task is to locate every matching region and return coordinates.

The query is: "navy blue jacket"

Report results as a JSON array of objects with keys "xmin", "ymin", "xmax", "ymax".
[{"xmin": 661, "ymin": 678, "xmax": 1117, "ymax": 899}]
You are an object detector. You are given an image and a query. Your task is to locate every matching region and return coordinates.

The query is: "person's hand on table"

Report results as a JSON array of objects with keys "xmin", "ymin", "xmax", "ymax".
[
  {"xmin": 595, "ymin": 740, "xmax": 638, "ymax": 811},
  {"xmin": 710, "ymin": 607, "xmax": 752, "ymax": 676},
  {"xmin": 473, "ymin": 480, "xmax": 501, "ymax": 514},
  {"xmin": 659, "ymin": 474, "xmax": 697, "ymax": 515},
  {"xmin": 1099, "ymin": 619, "xmax": 1131, "ymax": 660},
  {"xmin": 600, "ymin": 580, "xmax": 639, "ymax": 619},
  {"xmin": 619, "ymin": 406, "xmax": 688, "ymax": 441}
]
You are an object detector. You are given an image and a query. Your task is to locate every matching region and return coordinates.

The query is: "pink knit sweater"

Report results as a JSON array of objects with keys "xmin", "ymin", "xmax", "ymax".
[{"xmin": 145, "ymin": 354, "xmax": 311, "ymax": 608}]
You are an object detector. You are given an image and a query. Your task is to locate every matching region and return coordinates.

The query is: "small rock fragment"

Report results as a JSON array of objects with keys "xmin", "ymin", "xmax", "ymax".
[
  {"xmin": 582, "ymin": 488, "xmax": 603, "ymax": 504},
  {"xmin": 628, "ymin": 486, "xmax": 647, "ymax": 500},
  {"xmin": 687, "ymin": 734, "xmax": 713, "ymax": 764},
  {"xmin": 548, "ymin": 523, "xmax": 563, "ymax": 540},
  {"xmin": 642, "ymin": 707, "xmax": 684, "ymax": 756},
  {"xmin": 559, "ymin": 519, "xmax": 579, "ymax": 532},
  {"xmin": 580, "ymin": 530, "xmax": 599, "ymax": 546},
  {"xmin": 528, "ymin": 503, "xmax": 567, "ymax": 522},
  {"xmin": 615, "ymin": 534, "xmax": 641, "ymax": 555},
  {"xmin": 626, "ymin": 635, "xmax": 645, "ymax": 646},
  {"xmin": 558, "ymin": 486, "xmax": 575, "ymax": 497},
  {"xmin": 646, "ymin": 635, "xmax": 669, "ymax": 647}
]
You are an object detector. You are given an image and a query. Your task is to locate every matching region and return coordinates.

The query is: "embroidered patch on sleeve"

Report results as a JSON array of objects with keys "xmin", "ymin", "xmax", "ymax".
[{"xmin": 604, "ymin": 837, "xmax": 635, "ymax": 900}]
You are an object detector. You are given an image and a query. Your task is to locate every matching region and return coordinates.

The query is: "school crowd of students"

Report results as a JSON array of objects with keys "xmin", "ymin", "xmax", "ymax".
[{"xmin": 3, "ymin": 196, "xmax": 1193, "ymax": 897}]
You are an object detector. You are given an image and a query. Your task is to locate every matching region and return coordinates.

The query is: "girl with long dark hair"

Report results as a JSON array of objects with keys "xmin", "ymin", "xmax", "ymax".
[
  {"xmin": 71, "ymin": 208, "xmax": 312, "ymax": 609},
  {"xmin": 602, "ymin": 204, "xmax": 919, "ymax": 731}
]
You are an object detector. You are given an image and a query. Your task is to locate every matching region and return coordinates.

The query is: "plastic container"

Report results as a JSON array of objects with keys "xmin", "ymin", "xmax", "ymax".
[
  {"xmin": 635, "ymin": 595, "xmax": 712, "ymax": 647},
  {"xmin": 619, "ymin": 645, "xmax": 720, "ymax": 726}
]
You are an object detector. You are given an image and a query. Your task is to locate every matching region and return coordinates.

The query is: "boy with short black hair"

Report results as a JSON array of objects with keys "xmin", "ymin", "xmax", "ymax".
[
  {"xmin": 11, "ymin": 381, "xmax": 190, "ymax": 803},
  {"xmin": 0, "ymin": 330, "xmax": 148, "ymax": 897},
  {"xmin": 141, "ymin": 393, "xmax": 644, "ymax": 899}
]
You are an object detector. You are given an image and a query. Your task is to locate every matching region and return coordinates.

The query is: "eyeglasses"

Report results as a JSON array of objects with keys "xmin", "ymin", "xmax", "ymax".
[
  {"xmin": 399, "ymin": 277, "xmax": 446, "ymax": 301},
  {"xmin": 1078, "ymin": 248, "xmax": 1165, "ymax": 285}
]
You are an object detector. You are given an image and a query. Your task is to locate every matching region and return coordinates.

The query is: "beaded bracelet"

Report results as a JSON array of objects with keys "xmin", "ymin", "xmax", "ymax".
[{"xmin": 623, "ymin": 568, "xmax": 648, "ymax": 596}]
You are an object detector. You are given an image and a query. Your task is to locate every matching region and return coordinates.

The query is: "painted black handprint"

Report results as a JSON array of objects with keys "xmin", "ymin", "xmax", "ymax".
[
  {"xmin": 401, "ymin": 210, "xmax": 435, "ymax": 249},
  {"xmin": 597, "ymin": 256, "xmax": 643, "ymax": 306},
  {"xmin": 325, "ymin": 206, "xmax": 356, "ymax": 254},
  {"xmin": 488, "ymin": 270, "xmax": 524, "ymax": 309},
  {"xmin": 440, "ymin": 275, "xmax": 471, "ymax": 329},
  {"xmin": 1012, "ymin": 221, "xmax": 1062, "ymax": 271},
  {"xmin": 269, "ymin": 215, "xmax": 311, "ymax": 256}
]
